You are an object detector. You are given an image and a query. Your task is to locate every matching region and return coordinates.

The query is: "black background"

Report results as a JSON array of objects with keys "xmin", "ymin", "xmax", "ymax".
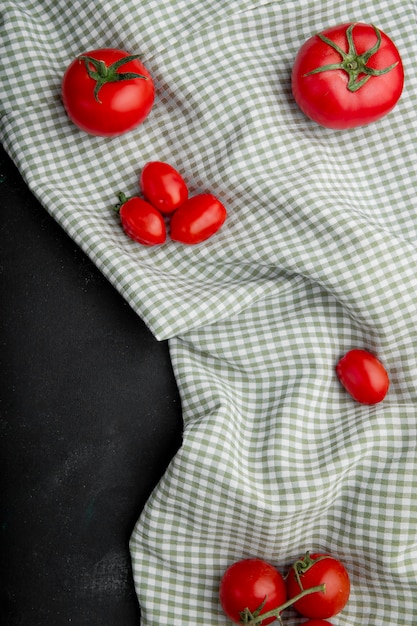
[{"xmin": 0, "ymin": 145, "xmax": 183, "ymax": 625}]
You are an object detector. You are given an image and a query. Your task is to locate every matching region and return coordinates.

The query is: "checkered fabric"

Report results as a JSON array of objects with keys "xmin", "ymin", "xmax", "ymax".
[{"xmin": 2, "ymin": 1, "xmax": 417, "ymax": 624}]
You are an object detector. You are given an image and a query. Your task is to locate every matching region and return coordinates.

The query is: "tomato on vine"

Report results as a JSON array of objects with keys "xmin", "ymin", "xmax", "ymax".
[
  {"xmin": 219, "ymin": 558, "xmax": 327, "ymax": 625},
  {"xmin": 286, "ymin": 552, "xmax": 350, "ymax": 619},
  {"xmin": 62, "ymin": 48, "xmax": 155, "ymax": 136},
  {"xmin": 291, "ymin": 22, "xmax": 404, "ymax": 129},
  {"xmin": 219, "ymin": 559, "xmax": 287, "ymax": 625},
  {"xmin": 302, "ymin": 621, "xmax": 334, "ymax": 626}
]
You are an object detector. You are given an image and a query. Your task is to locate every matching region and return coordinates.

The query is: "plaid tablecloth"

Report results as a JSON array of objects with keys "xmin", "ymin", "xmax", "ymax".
[{"xmin": 2, "ymin": 1, "xmax": 417, "ymax": 624}]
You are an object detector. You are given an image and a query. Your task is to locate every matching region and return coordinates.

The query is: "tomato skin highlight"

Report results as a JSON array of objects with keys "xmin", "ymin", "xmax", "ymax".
[
  {"xmin": 117, "ymin": 195, "xmax": 166, "ymax": 246},
  {"xmin": 170, "ymin": 193, "xmax": 227, "ymax": 244},
  {"xmin": 140, "ymin": 162, "xmax": 189, "ymax": 214},
  {"xmin": 286, "ymin": 553, "xmax": 350, "ymax": 619},
  {"xmin": 336, "ymin": 349, "xmax": 389, "ymax": 404},
  {"xmin": 291, "ymin": 23, "xmax": 404, "ymax": 129},
  {"xmin": 219, "ymin": 559, "xmax": 287, "ymax": 625},
  {"xmin": 62, "ymin": 48, "xmax": 155, "ymax": 136}
]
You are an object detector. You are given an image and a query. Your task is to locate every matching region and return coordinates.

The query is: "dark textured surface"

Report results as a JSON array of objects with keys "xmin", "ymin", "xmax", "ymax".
[{"xmin": 0, "ymin": 145, "xmax": 183, "ymax": 625}]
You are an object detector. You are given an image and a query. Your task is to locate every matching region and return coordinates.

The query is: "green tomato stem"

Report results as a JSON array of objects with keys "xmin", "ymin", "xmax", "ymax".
[
  {"xmin": 242, "ymin": 584, "xmax": 326, "ymax": 625},
  {"xmin": 292, "ymin": 551, "xmax": 331, "ymax": 589},
  {"xmin": 114, "ymin": 191, "xmax": 130, "ymax": 212}
]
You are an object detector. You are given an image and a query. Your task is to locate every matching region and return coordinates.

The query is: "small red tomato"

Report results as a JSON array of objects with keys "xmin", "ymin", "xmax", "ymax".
[
  {"xmin": 336, "ymin": 349, "xmax": 389, "ymax": 404},
  {"xmin": 286, "ymin": 552, "xmax": 350, "ymax": 619},
  {"xmin": 170, "ymin": 193, "xmax": 227, "ymax": 244},
  {"xmin": 302, "ymin": 621, "xmax": 334, "ymax": 626},
  {"xmin": 219, "ymin": 558, "xmax": 287, "ymax": 625},
  {"xmin": 140, "ymin": 162, "xmax": 188, "ymax": 214},
  {"xmin": 62, "ymin": 48, "xmax": 155, "ymax": 136},
  {"xmin": 115, "ymin": 192, "xmax": 166, "ymax": 246}
]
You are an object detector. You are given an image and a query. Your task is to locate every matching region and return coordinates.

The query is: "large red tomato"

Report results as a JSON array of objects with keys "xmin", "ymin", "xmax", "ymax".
[
  {"xmin": 219, "ymin": 559, "xmax": 287, "ymax": 624},
  {"xmin": 286, "ymin": 552, "xmax": 350, "ymax": 619},
  {"xmin": 62, "ymin": 48, "xmax": 155, "ymax": 136},
  {"xmin": 291, "ymin": 23, "xmax": 404, "ymax": 129}
]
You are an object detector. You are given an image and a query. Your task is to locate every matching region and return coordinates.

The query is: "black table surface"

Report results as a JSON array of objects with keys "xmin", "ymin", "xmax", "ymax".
[{"xmin": 0, "ymin": 145, "xmax": 183, "ymax": 625}]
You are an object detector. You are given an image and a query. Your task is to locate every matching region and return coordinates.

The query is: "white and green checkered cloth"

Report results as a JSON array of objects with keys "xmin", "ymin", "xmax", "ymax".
[{"xmin": 2, "ymin": 1, "xmax": 417, "ymax": 623}]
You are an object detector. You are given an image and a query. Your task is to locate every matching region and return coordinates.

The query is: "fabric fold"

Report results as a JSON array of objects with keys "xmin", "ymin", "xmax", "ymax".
[{"xmin": 2, "ymin": 1, "xmax": 417, "ymax": 623}]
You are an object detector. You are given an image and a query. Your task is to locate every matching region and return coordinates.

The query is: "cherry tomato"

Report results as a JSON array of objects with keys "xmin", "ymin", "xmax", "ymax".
[
  {"xmin": 62, "ymin": 48, "xmax": 155, "ymax": 136},
  {"xmin": 219, "ymin": 558, "xmax": 287, "ymax": 624},
  {"xmin": 291, "ymin": 22, "xmax": 404, "ymax": 129},
  {"xmin": 336, "ymin": 349, "xmax": 389, "ymax": 404},
  {"xmin": 115, "ymin": 193, "xmax": 166, "ymax": 246},
  {"xmin": 170, "ymin": 193, "xmax": 227, "ymax": 244},
  {"xmin": 302, "ymin": 621, "xmax": 334, "ymax": 626},
  {"xmin": 286, "ymin": 552, "xmax": 350, "ymax": 619},
  {"xmin": 140, "ymin": 162, "xmax": 188, "ymax": 214}
]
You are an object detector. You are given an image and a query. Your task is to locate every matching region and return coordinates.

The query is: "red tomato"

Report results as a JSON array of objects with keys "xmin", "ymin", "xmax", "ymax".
[
  {"xmin": 115, "ymin": 193, "xmax": 166, "ymax": 246},
  {"xmin": 62, "ymin": 48, "xmax": 155, "ymax": 136},
  {"xmin": 219, "ymin": 559, "xmax": 287, "ymax": 624},
  {"xmin": 170, "ymin": 193, "xmax": 227, "ymax": 244},
  {"xmin": 140, "ymin": 162, "xmax": 188, "ymax": 214},
  {"xmin": 302, "ymin": 621, "xmax": 334, "ymax": 626},
  {"xmin": 291, "ymin": 23, "xmax": 404, "ymax": 129},
  {"xmin": 336, "ymin": 349, "xmax": 389, "ymax": 404},
  {"xmin": 286, "ymin": 552, "xmax": 350, "ymax": 619}
]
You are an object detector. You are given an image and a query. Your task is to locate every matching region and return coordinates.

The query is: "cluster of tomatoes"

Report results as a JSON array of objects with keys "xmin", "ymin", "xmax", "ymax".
[
  {"xmin": 114, "ymin": 161, "xmax": 227, "ymax": 246},
  {"xmin": 218, "ymin": 349, "xmax": 390, "ymax": 626},
  {"xmin": 219, "ymin": 552, "xmax": 350, "ymax": 625},
  {"xmin": 218, "ymin": 348, "xmax": 390, "ymax": 626},
  {"xmin": 61, "ymin": 23, "xmax": 404, "ymax": 248},
  {"xmin": 60, "ymin": 19, "xmax": 398, "ymax": 623}
]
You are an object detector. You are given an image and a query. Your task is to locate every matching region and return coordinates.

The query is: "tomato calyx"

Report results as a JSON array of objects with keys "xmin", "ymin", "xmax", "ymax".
[
  {"xmin": 239, "ymin": 584, "xmax": 326, "ymax": 625},
  {"xmin": 304, "ymin": 23, "xmax": 399, "ymax": 92},
  {"xmin": 78, "ymin": 54, "xmax": 149, "ymax": 103}
]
